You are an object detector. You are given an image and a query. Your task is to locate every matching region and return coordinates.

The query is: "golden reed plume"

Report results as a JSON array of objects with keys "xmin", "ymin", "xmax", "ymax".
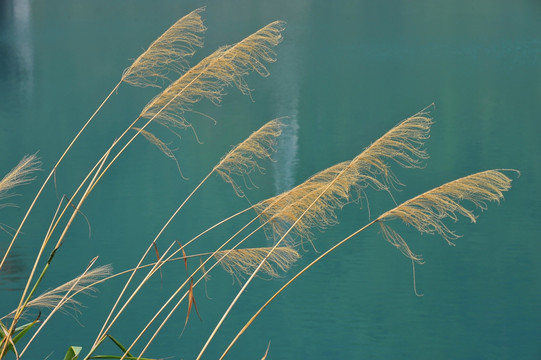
[
  {"xmin": 139, "ymin": 21, "xmax": 285, "ymax": 134},
  {"xmin": 214, "ymin": 246, "xmax": 299, "ymax": 281},
  {"xmin": 254, "ymin": 110, "xmax": 432, "ymax": 244},
  {"xmin": 216, "ymin": 119, "xmax": 284, "ymax": 197},
  {"xmin": 3, "ymin": 265, "xmax": 112, "ymax": 319},
  {"xmin": 0, "ymin": 8, "xmax": 205, "ymax": 272},
  {"xmin": 0, "ymin": 154, "xmax": 41, "ymax": 205},
  {"xmin": 377, "ymin": 169, "xmax": 516, "ymax": 261},
  {"xmin": 217, "ymin": 169, "xmax": 517, "ymax": 359},
  {"xmin": 121, "ymin": 8, "xmax": 206, "ymax": 88}
]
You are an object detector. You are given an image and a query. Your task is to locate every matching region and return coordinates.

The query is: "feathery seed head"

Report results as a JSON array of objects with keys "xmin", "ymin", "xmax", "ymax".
[
  {"xmin": 122, "ymin": 8, "xmax": 206, "ymax": 88},
  {"xmin": 5, "ymin": 265, "xmax": 112, "ymax": 319},
  {"xmin": 0, "ymin": 154, "xmax": 41, "ymax": 206},
  {"xmin": 376, "ymin": 169, "xmax": 516, "ymax": 260},
  {"xmin": 254, "ymin": 110, "xmax": 433, "ymax": 246},
  {"xmin": 214, "ymin": 246, "xmax": 299, "ymax": 282},
  {"xmin": 216, "ymin": 119, "xmax": 284, "ymax": 197},
  {"xmin": 140, "ymin": 21, "xmax": 285, "ymax": 135}
]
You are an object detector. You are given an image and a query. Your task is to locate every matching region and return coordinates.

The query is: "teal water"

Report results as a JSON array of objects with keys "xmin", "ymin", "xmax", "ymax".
[{"xmin": 1, "ymin": 0, "xmax": 540, "ymax": 359}]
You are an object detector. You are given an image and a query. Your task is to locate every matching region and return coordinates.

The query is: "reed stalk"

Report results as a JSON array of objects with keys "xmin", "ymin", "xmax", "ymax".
[
  {"xmin": 219, "ymin": 169, "xmax": 516, "ymax": 358},
  {"xmin": 0, "ymin": 7, "xmax": 518, "ymax": 359}
]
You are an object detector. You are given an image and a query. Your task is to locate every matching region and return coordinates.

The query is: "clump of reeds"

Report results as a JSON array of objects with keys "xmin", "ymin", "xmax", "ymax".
[{"xmin": 0, "ymin": 7, "xmax": 517, "ymax": 360}]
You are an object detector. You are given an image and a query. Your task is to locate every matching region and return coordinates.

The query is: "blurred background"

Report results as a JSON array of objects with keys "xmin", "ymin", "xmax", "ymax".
[{"xmin": 1, "ymin": 0, "xmax": 540, "ymax": 359}]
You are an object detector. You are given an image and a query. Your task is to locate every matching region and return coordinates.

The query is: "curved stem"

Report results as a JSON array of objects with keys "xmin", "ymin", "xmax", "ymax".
[
  {"xmin": 219, "ymin": 220, "xmax": 377, "ymax": 359},
  {"xmin": 19, "ymin": 257, "xmax": 99, "ymax": 358},
  {"xmin": 89, "ymin": 168, "xmax": 215, "ymax": 352},
  {"xmin": 0, "ymin": 81, "xmax": 122, "ymax": 358},
  {"xmin": 195, "ymin": 159, "xmax": 358, "ymax": 360},
  {"xmin": 87, "ymin": 184, "xmax": 257, "ymax": 358},
  {"xmin": 0, "ymin": 80, "xmax": 121, "ymax": 272},
  {"xmin": 131, "ymin": 194, "xmax": 292, "ymax": 360}
]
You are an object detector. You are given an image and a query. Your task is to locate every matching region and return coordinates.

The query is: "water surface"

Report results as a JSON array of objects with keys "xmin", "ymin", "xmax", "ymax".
[{"xmin": 1, "ymin": 1, "xmax": 540, "ymax": 359}]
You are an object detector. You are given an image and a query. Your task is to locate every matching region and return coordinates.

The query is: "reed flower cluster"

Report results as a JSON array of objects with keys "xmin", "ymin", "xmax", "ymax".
[{"xmin": 0, "ymin": 8, "xmax": 516, "ymax": 360}]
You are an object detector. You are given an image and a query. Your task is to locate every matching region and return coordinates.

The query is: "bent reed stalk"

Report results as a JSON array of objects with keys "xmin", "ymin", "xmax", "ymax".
[
  {"xmin": 0, "ymin": 8, "xmax": 518, "ymax": 360},
  {"xmin": 196, "ymin": 109, "xmax": 433, "ymax": 359},
  {"xmin": 0, "ymin": 9, "xmax": 206, "ymax": 356},
  {"xmin": 3, "ymin": 14, "xmax": 282, "ymax": 358},
  {"xmin": 70, "ymin": 20, "xmax": 286, "ymax": 358},
  {"xmin": 219, "ymin": 169, "xmax": 517, "ymax": 359},
  {"xmin": 89, "ymin": 119, "xmax": 285, "ymax": 353}
]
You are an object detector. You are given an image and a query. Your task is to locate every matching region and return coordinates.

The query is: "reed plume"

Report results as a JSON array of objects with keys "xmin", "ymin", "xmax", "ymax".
[
  {"xmin": 0, "ymin": 10, "xmax": 206, "ymax": 346},
  {"xmin": 218, "ymin": 170, "xmax": 516, "ymax": 359},
  {"xmin": 376, "ymin": 169, "xmax": 516, "ymax": 260},
  {"xmin": 254, "ymin": 111, "xmax": 432, "ymax": 244},
  {"xmin": 216, "ymin": 118, "xmax": 283, "ymax": 197},
  {"xmin": 0, "ymin": 155, "xmax": 41, "ymax": 205},
  {"xmin": 3, "ymin": 265, "xmax": 112, "ymax": 319},
  {"xmin": 87, "ymin": 119, "xmax": 284, "ymax": 351},
  {"xmin": 121, "ymin": 8, "xmax": 206, "ymax": 88},
  {"xmin": 214, "ymin": 246, "xmax": 299, "ymax": 281},
  {"xmin": 139, "ymin": 21, "xmax": 285, "ymax": 134},
  {"xmin": 194, "ymin": 110, "xmax": 434, "ymax": 360}
]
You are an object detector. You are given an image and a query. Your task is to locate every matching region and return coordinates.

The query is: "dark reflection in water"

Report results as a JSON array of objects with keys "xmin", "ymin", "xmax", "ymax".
[
  {"xmin": 0, "ymin": 0, "xmax": 33, "ymax": 110},
  {"xmin": 0, "ymin": 0, "xmax": 33, "ymax": 286},
  {"xmin": 0, "ymin": 244, "xmax": 25, "ymax": 291}
]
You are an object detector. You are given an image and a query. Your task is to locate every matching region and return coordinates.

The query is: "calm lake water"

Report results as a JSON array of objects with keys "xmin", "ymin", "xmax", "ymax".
[{"xmin": 1, "ymin": 0, "xmax": 540, "ymax": 359}]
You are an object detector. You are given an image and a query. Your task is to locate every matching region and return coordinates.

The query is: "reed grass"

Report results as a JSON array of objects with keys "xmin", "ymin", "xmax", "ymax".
[{"xmin": 0, "ymin": 8, "xmax": 517, "ymax": 360}]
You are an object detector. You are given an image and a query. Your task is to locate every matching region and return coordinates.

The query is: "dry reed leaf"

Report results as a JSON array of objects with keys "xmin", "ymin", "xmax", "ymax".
[
  {"xmin": 185, "ymin": 277, "xmax": 201, "ymax": 327},
  {"xmin": 0, "ymin": 154, "xmax": 41, "ymax": 204},
  {"xmin": 175, "ymin": 240, "xmax": 188, "ymax": 275},
  {"xmin": 215, "ymin": 119, "xmax": 284, "ymax": 197},
  {"xmin": 199, "ymin": 257, "xmax": 210, "ymax": 282},
  {"xmin": 151, "ymin": 241, "xmax": 164, "ymax": 281},
  {"xmin": 261, "ymin": 341, "xmax": 271, "ymax": 360},
  {"xmin": 214, "ymin": 246, "xmax": 299, "ymax": 281},
  {"xmin": 140, "ymin": 21, "xmax": 285, "ymax": 135},
  {"xmin": 254, "ymin": 111, "xmax": 432, "ymax": 244},
  {"xmin": 377, "ymin": 169, "xmax": 516, "ymax": 260},
  {"xmin": 122, "ymin": 8, "xmax": 206, "ymax": 88}
]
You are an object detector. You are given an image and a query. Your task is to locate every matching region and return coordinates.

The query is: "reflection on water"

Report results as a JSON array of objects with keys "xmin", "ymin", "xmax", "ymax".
[
  {"xmin": 0, "ymin": 0, "xmax": 33, "ymax": 286},
  {"xmin": 0, "ymin": 0, "xmax": 34, "ymax": 107},
  {"xmin": 0, "ymin": 245, "xmax": 25, "ymax": 290},
  {"xmin": 0, "ymin": 1, "xmax": 540, "ymax": 359},
  {"xmin": 272, "ymin": 103, "xmax": 299, "ymax": 194},
  {"xmin": 272, "ymin": 32, "xmax": 300, "ymax": 194}
]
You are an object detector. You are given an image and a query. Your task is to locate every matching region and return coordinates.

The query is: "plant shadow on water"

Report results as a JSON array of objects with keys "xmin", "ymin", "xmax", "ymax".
[{"xmin": 0, "ymin": 4, "xmax": 525, "ymax": 360}]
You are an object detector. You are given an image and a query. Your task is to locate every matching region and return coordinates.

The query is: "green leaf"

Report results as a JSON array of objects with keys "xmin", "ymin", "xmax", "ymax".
[
  {"xmin": 89, "ymin": 356, "xmax": 156, "ymax": 360},
  {"xmin": 0, "ymin": 319, "xmax": 39, "ymax": 354},
  {"xmin": 105, "ymin": 334, "xmax": 132, "ymax": 357},
  {"xmin": 86, "ymin": 335, "xmax": 157, "ymax": 359},
  {"xmin": 64, "ymin": 345, "xmax": 82, "ymax": 360}
]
